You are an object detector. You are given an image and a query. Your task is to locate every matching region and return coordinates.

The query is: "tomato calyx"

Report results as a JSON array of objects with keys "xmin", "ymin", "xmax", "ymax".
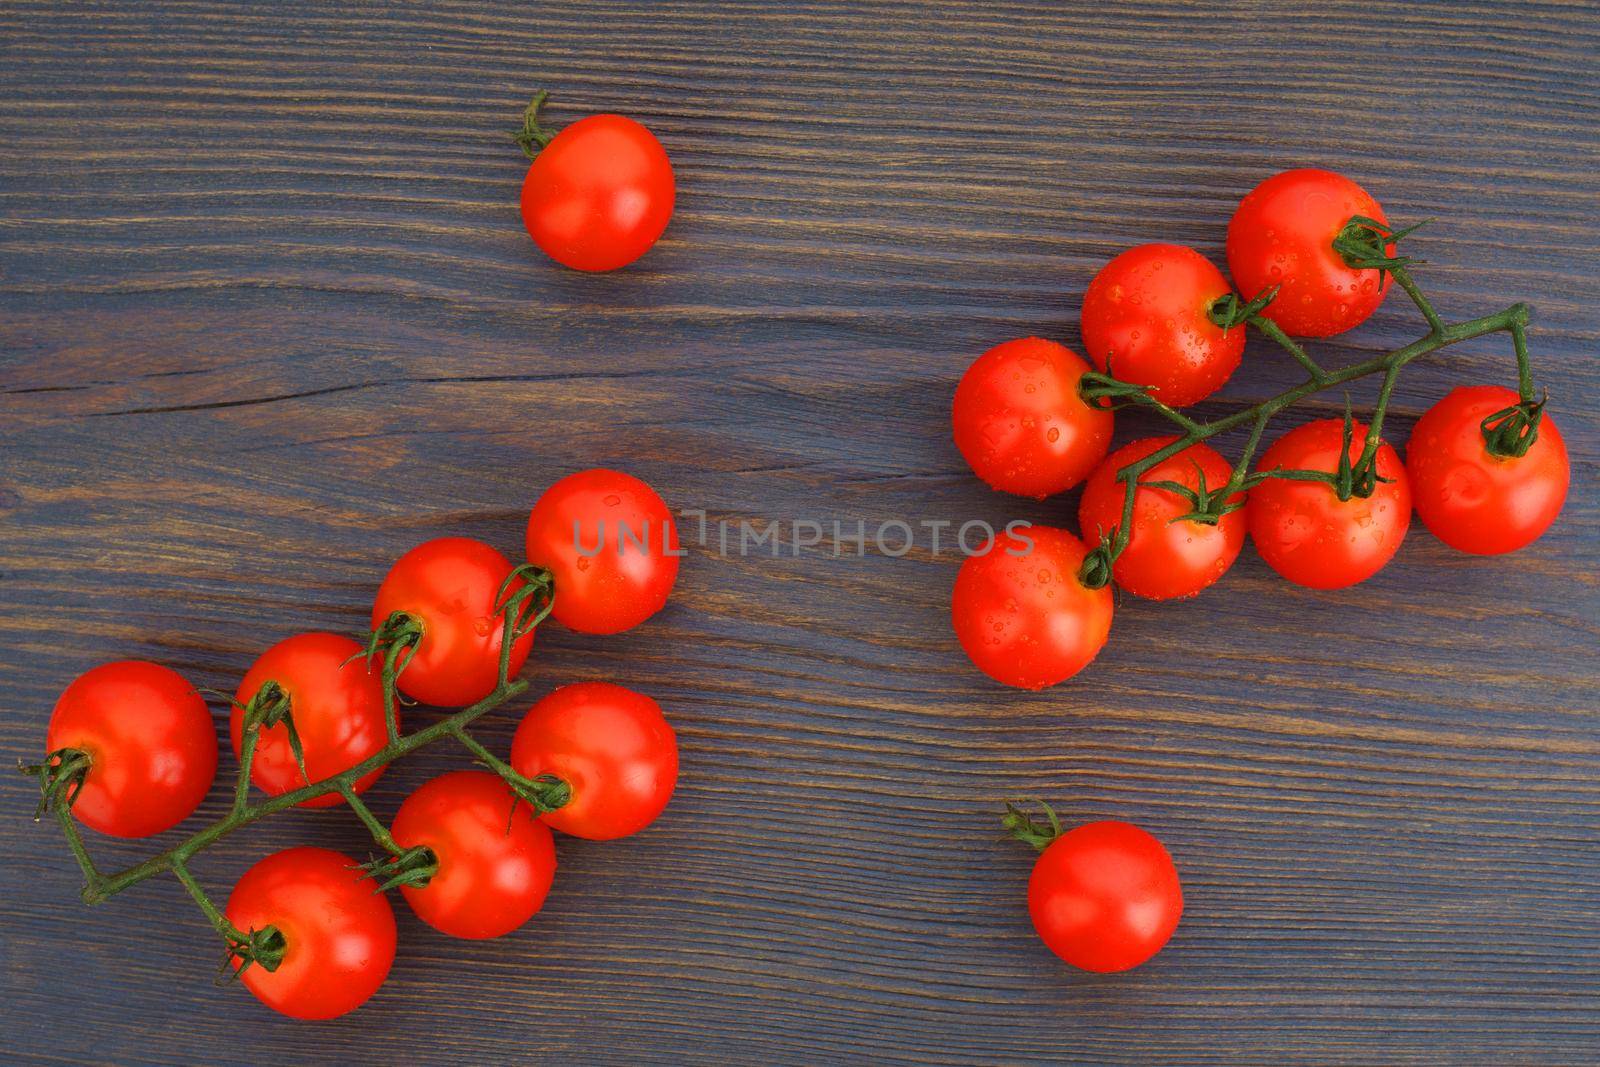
[
  {"xmin": 234, "ymin": 679, "xmax": 311, "ymax": 790},
  {"xmin": 1330, "ymin": 214, "xmax": 1428, "ymax": 283},
  {"xmin": 1142, "ymin": 461, "xmax": 1245, "ymax": 527},
  {"xmin": 1207, "ymin": 287, "xmax": 1279, "ymax": 333},
  {"xmin": 359, "ymin": 844, "xmax": 440, "ymax": 893},
  {"xmin": 1259, "ymin": 405, "xmax": 1393, "ymax": 503},
  {"xmin": 20, "ymin": 746, "xmax": 93, "ymax": 819},
  {"xmin": 1481, "ymin": 393, "xmax": 1547, "ymax": 458},
  {"xmin": 222, "ymin": 923, "xmax": 287, "ymax": 979},
  {"xmin": 512, "ymin": 90, "xmax": 558, "ymax": 159},
  {"xmin": 1002, "ymin": 799, "xmax": 1065, "ymax": 853}
]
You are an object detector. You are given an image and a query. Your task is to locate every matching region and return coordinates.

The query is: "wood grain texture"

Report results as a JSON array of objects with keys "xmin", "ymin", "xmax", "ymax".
[{"xmin": 1, "ymin": 1, "xmax": 1597, "ymax": 1063}]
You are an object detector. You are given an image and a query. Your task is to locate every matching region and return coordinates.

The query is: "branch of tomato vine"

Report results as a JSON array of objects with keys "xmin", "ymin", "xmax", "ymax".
[
  {"xmin": 23, "ymin": 563, "xmax": 568, "ymax": 975},
  {"xmin": 1074, "ymin": 218, "xmax": 1540, "ymax": 590}
]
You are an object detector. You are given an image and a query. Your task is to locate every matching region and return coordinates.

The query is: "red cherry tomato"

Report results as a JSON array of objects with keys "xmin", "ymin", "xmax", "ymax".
[
  {"xmin": 952, "ymin": 338, "xmax": 1113, "ymax": 498},
  {"xmin": 511, "ymin": 682, "xmax": 678, "ymax": 841},
  {"xmin": 1080, "ymin": 244, "xmax": 1243, "ymax": 407},
  {"xmin": 1407, "ymin": 386, "xmax": 1569, "ymax": 556},
  {"xmin": 231, "ymin": 633, "xmax": 389, "ymax": 809},
  {"xmin": 225, "ymin": 846, "xmax": 396, "ymax": 1020},
  {"xmin": 1078, "ymin": 436, "xmax": 1247, "ymax": 600},
  {"xmin": 389, "ymin": 770, "xmax": 557, "ymax": 939},
  {"xmin": 1029, "ymin": 820, "xmax": 1183, "ymax": 973},
  {"xmin": 526, "ymin": 469, "xmax": 680, "ymax": 635},
  {"xmin": 951, "ymin": 526, "xmax": 1113, "ymax": 689},
  {"xmin": 1226, "ymin": 168, "xmax": 1392, "ymax": 337},
  {"xmin": 371, "ymin": 537, "xmax": 536, "ymax": 707},
  {"xmin": 518, "ymin": 95, "xmax": 674, "ymax": 272},
  {"xmin": 44, "ymin": 661, "xmax": 216, "ymax": 838},
  {"xmin": 1247, "ymin": 418, "xmax": 1411, "ymax": 589}
]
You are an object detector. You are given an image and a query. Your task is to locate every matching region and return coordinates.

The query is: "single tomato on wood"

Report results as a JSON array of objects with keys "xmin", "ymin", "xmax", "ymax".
[
  {"xmin": 42, "ymin": 660, "xmax": 217, "ymax": 838},
  {"xmin": 515, "ymin": 91, "xmax": 674, "ymax": 272},
  {"xmin": 952, "ymin": 338, "xmax": 1113, "ymax": 499}
]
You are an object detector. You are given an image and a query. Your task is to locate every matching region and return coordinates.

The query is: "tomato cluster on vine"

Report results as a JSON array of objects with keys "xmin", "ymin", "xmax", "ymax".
[
  {"xmin": 29, "ymin": 468, "xmax": 685, "ymax": 1019},
  {"xmin": 967, "ymin": 168, "xmax": 1568, "ymax": 975}
]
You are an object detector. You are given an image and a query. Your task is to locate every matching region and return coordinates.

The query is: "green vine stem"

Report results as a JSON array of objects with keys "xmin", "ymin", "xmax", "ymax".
[
  {"xmin": 25, "ymin": 562, "xmax": 569, "ymax": 973},
  {"xmin": 512, "ymin": 89, "xmax": 557, "ymax": 159},
  {"xmin": 1076, "ymin": 218, "xmax": 1539, "ymax": 588}
]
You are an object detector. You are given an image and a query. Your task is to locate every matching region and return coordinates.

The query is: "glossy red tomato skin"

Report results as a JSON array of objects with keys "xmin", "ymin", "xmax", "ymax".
[
  {"xmin": 1029, "ymin": 821, "xmax": 1183, "ymax": 973},
  {"xmin": 1247, "ymin": 418, "xmax": 1412, "ymax": 589},
  {"xmin": 526, "ymin": 469, "xmax": 680, "ymax": 635},
  {"xmin": 952, "ymin": 338, "xmax": 1114, "ymax": 498},
  {"xmin": 1078, "ymin": 436, "xmax": 1247, "ymax": 600},
  {"xmin": 231, "ymin": 633, "xmax": 389, "ymax": 809},
  {"xmin": 390, "ymin": 770, "xmax": 557, "ymax": 939},
  {"xmin": 45, "ymin": 661, "xmax": 216, "ymax": 838},
  {"xmin": 1407, "ymin": 386, "xmax": 1569, "ymax": 556},
  {"xmin": 1226, "ymin": 168, "xmax": 1392, "ymax": 338},
  {"xmin": 511, "ymin": 682, "xmax": 679, "ymax": 841},
  {"xmin": 520, "ymin": 113, "xmax": 674, "ymax": 272},
  {"xmin": 1081, "ymin": 244, "xmax": 1244, "ymax": 407},
  {"xmin": 225, "ymin": 846, "xmax": 397, "ymax": 1020},
  {"xmin": 371, "ymin": 537, "xmax": 535, "ymax": 707},
  {"xmin": 951, "ymin": 526, "xmax": 1114, "ymax": 690}
]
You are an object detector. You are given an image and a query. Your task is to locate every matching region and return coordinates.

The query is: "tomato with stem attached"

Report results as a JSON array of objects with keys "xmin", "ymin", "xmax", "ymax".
[
  {"xmin": 371, "ymin": 537, "xmax": 537, "ymax": 707},
  {"xmin": 389, "ymin": 770, "xmax": 557, "ymax": 939},
  {"xmin": 225, "ymin": 846, "xmax": 396, "ymax": 1020},
  {"xmin": 952, "ymin": 338, "xmax": 1113, "ymax": 499},
  {"xmin": 951, "ymin": 526, "xmax": 1113, "ymax": 689},
  {"xmin": 1407, "ymin": 385, "xmax": 1569, "ymax": 555},
  {"xmin": 1081, "ymin": 244, "xmax": 1244, "ymax": 407},
  {"xmin": 526, "ymin": 468, "xmax": 680, "ymax": 635},
  {"xmin": 1005, "ymin": 803, "xmax": 1183, "ymax": 973},
  {"xmin": 41, "ymin": 661, "xmax": 217, "ymax": 838},
  {"xmin": 1247, "ymin": 417, "xmax": 1411, "ymax": 589},
  {"xmin": 1078, "ymin": 436, "xmax": 1247, "ymax": 600},
  {"xmin": 1227, "ymin": 168, "xmax": 1393, "ymax": 338},
  {"xmin": 511, "ymin": 682, "xmax": 678, "ymax": 840},
  {"xmin": 231, "ymin": 633, "xmax": 389, "ymax": 809},
  {"xmin": 515, "ymin": 91, "xmax": 674, "ymax": 272}
]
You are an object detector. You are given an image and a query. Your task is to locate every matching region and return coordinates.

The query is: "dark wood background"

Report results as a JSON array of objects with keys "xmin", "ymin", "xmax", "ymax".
[{"xmin": 2, "ymin": 2, "xmax": 1596, "ymax": 1063}]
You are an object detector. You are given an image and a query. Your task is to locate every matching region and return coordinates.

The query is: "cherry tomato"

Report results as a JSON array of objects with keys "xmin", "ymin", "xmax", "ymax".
[
  {"xmin": 511, "ymin": 682, "xmax": 678, "ymax": 840},
  {"xmin": 1226, "ymin": 168, "xmax": 1392, "ymax": 337},
  {"xmin": 1407, "ymin": 385, "xmax": 1569, "ymax": 555},
  {"xmin": 389, "ymin": 770, "xmax": 557, "ymax": 939},
  {"xmin": 1247, "ymin": 418, "xmax": 1411, "ymax": 589},
  {"xmin": 951, "ymin": 526, "xmax": 1113, "ymax": 689},
  {"xmin": 371, "ymin": 537, "xmax": 536, "ymax": 707},
  {"xmin": 231, "ymin": 633, "xmax": 389, "ymax": 809},
  {"xmin": 225, "ymin": 846, "xmax": 396, "ymax": 1020},
  {"xmin": 1078, "ymin": 436, "xmax": 1246, "ymax": 600},
  {"xmin": 952, "ymin": 338, "xmax": 1113, "ymax": 498},
  {"xmin": 1080, "ymin": 244, "xmax": 1243, "ymax": 407},
  {"xmin": 1028, "ymin": 821, "xmax": 1183, "ymax": 973},
  {"xmin": 526, "ymin": 469, "xmax": 680, "ymax": 635},
  {"xmin": 518, "ymin": 95, "xmax": 674, "ymax": 272},
  {"xmin": 44, "ymin": 661, "xmax": 216, "ymax": 838}
]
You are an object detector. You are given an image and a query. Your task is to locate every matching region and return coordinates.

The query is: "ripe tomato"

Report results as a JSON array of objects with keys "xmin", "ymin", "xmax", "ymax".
[
  {"xmin": 231, "ymin": 633, "xmax": 389, "ymax": 809},
  {"xmin": 951, "ymin": 526, "xmax": 1113, "ymax": 689},
  {"xmin": 390, "ymin": 770, "xmax": 557, "ymax": 939},
  {"xmin": 1078, "ymin": 436, "xmax": 1246, "ymax": 600},
  {"xmin": 526, "ymin": 468, "xmax": 680, "ymax": 635},
  {"xmin": 1407, "ymin": 385, "xmax": 1569, "ymax": 555},
  {"xmin": 1226, "ymin": 168, "xmax": 1392, "ymax": 337},
  {"xmin": 511, "ymin": 682, "xmax": 678, "ymax": 840},
  {"xmin": 225, "ymin": 846, "xmax": 396, "ymax": 1020},
  {"xmin": 1028, "ymin": 820, "xmax": 1183, "ymax": 973},
  {"xmin": 1247, "ymin": 418, "xmax": 1411, "ymax": 589},
  {"xmin": 1080, "ymin": 244, "xmax": 1243, "ymax": 407},
  {"xmin": 517, "ymin": 93, "xmax": 674, "ymax": 272},
  {"xmin": 952, "ymin": 338, "xmax": 1113, "ymax": 498},
  {"xmin": 371, "ymin": 537, "xmax": 536, "ymax": 706},
  {"xmin": 43, "ymin": 661, "xmax": 216, "ymax": 838}
]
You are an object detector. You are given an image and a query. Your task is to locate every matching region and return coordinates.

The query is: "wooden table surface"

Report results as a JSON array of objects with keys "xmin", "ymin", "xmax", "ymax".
[{"xmin": 2, "ymin": 2, "xmax": 1596, "ymax": 1063}]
